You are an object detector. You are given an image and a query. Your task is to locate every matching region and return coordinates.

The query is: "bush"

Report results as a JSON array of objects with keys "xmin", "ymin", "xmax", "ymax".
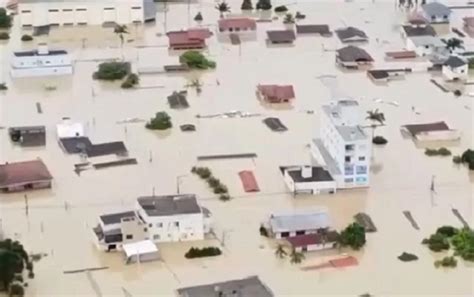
[
  {"xmin": 434, "ymin": 256, "xmax": 457, "ymax": 268},
  {"xmin": 194, "ymin": 12, "xmax": 203, "ymax": 22},
  {"xmin": 274, "ymin": 5, "xmax": 288, "ymax": 12},
  {"xmin": 27, "ymin": 271, "xmax": 34, "ymax": 279},
  {"xmin": 213, "ymin": 184, "xmax": 228, "ymax": 194},
  {"xmin": 256, "ymin": 0, "xmax": 272, "ymax": 10},
  {"xmin": 453, "ymin": 155, "xmax": 462, "ymax": 164},
  {"xmin": 121, "ymin": 73, "xmax": 139, "ymax": 89},
  {"xmin": 0, "ymin": 82, "xmax": 7, "ymax": 90},
  {"xmin": 295, "ymin": 11, "xmax": 306, "ymax": 19},
  {"xmin": 451, "ymin": 228, "xmax": 474, "ymax": 261},
  {"xmin": 21, "ymin": 34, "xmax": 33, "ymax": 42},
  {"xmin": 436, "ymin": 226, "xmax": 459, "ymax": 238},
  {"xmin": 185, "ymin": 247, "xmax": 222, "ymax": 258},
  {"xmin": 219, "ymin": 194, "xmax": 231, "ymax": 201},
  {"xmin": 339, "ymin": 223, "xmax": 366, "ymax": 250},
  {"xmin": 425, "ymin": 147, "xmax": 451, "ymax": 157},
  {"xmin": 453, "ymin": 90, "xmax": 462, "ymax": 97},
  {"xmin": 145, "ymin": 111, "xmax": 172, "ymax": 130},
  {"xmin": 207, "ymin": 177, "xmax": 221, "ymax": 188},
  {"xmin": 461, "ymin": 149, "xmax": 474, "ymax": 164},
  {"xmin": 0, "ymin": 32, "xmax": 10, "ymax": 40},
  {"xmin": 193, "ymin": 167, "xmax": 211, "ymax": 179},
  {"xmin": 179, "ymin": 51, "xmax": 216, "ymax": 70},
  {"xmin": 93, "ymin": 62, "xmax": 130, "ymax": 80},
  {"xmin": 9, "ymin": 283, "xmax": 25, "ymax": 297},
  {"xmin": 259, "ymin": 225, "xmax": 269, "ymax": 237},
  {"xmin": 0, "ymin": 8, "xmax": 12, "ymax": 28},
  {"xmin": 423, "ymin": 233, "xmax": 450, "ymax": 252},
  {"xmin": 372, "ymin": 136, "xmax": 387, "ymax": 145},
  {"xmin": 241, "ymin": 0, "xmax": 253, "ymax": 10}
]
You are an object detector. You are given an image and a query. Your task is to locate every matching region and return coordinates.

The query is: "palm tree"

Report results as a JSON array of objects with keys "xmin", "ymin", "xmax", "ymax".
[
  {"xmin": 445, "ymin": 38, "xmax": 464, "ymax": 53},
  {"xmin": 114, "ymin": 24, "xmax": 129, "ymax": 59},
  {"xmin": 215, "ymin": 1, "xmax": 231, "ymax": 18},
  {"xmin": 274, "ymin": 244, "xmax": 288, "ymax": 259},
  {"xmin": 283, "ymin": 13, "xmax": 295, "ymax": 24},
  {"xmin": 187, "ymin": 79, "xmax": 203, "ymax": 94},
  {"xmin": 289, "ymin": 248, "xmax": 305, "ymax": 264},
  {"xmin": 366, "ymin": 109, "xmax": 385, "ymax": 139}
]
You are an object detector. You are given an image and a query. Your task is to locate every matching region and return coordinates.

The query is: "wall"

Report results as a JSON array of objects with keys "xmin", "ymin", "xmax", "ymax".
[
  {"xmin": 11, "ymin": 54, "xmax": 72, "ymax": 68},
  {"xmin": 11, "ymin": 65, "xmax": 73, "ymax": 78}
]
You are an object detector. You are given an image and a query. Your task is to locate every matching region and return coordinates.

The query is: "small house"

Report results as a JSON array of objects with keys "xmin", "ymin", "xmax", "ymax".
[
  {"xmin": 286, "ymin": 230, "xmax": 339, "ymax": 253},
  {"xmin": 401, "ymin": 25, "xmax": 436, "ymax": 38},
  {"xmin": 463, "ymin": 17, "xmax": 474, "ymax": 36},
  {"xmin": 335, "ymin": 27, "xmax": 368, "ymax": 43},
  {"xmin": 367, "ymin": 69, "xmax": 407, "ymax": 83},
  {"xmin": 442, "ymin": 56, "xmax": 468, "ymax": 81},
  {"xmin": 0, "ymin": 159, "xmax": 53, "ymax": 192},
  {"xmin": 406, "ymin": 36, "xmax": 445, "ymax": 57},
  {"xmin": 9, "ymin": 126, "xmax": 46, "ymax": 147},
  {"xmin": 336, "ymin": 45, "xmax": 373, "ymax": 69},
  {"xmin": 279, "ymin": 165, "xmax": 336, "ymax": 195},
  {"xmin": 217, "ymin": 17, "xmax": 256, "ymax": 41},
  {"xmin": 123, "ymin": 240, "xmax": 160, "ymax": 264},
  {"xmin": 268, "ymin": 210, "xmax": 331, "ymax": 239},
  {"xmin": 177, "ymin": 276, "xmax": 274, "ymax": 297},
  {"xmin": 401, "ymin": 121, "xmax": 461, "ymax": 142},
  {"xmin": 167, "ymin": 28, "xmax": 213, "ymax": 50},
  {"xmin": 266, "ymin": 30, "xmax": 296, "ymax": 44},
  {"xmin": 11, "ymin": 44, "xmax": 73, "ymax": 78},
  {"xmin": 421, "ymin": 2, "xmax": 451, "ymax": 24},
  {"xmin": 256, "ymin": 84, "xmax": 295, "ymax": 103},
  {"xmin": 296, "ymin": 24, "xmax": 332, "ymax": 37}
]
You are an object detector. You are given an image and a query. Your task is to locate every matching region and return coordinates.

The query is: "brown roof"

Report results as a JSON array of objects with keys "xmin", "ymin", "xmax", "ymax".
[
  {"xmin": 257, "ymin": 85, "xmax": 295, "ymax": 102},
  {"xmin": 403, "ymin": 121, "xmax": 450, "ymax": 136},
  {"xmin": 167, "ymin": 29, "xmax": 212, "ymax": 46},
  {"xmin": 239, "ymin": 170, "xmax": 260, "ymax": 192},
  {"xmin": 296, "ymin": 24, "xmax": 331, "ymax": 35},
  {"xmin": 463, "ymin": 17, "xmax": 474, "ymax": 27},
  {"xmin": 337, "ymin": 45, "xmax": 373, "ymax": 62},
  {"xmin": 408, "ymin": 12, "xmax": 429, "ymax": 25},
  {"xmin": 286, "ymin": 231, "xmax": 339, "ymax": 247},
  {"xmin": 266, "ymin": 30, "xmax": 296, "ymax": 42},
  {"xmin": 385, "ymin": 51, "xmax": 417, "ymax": 59},
  {"xmin": 0, "ymin": 159, "xmax": 52, "ymax": 188},
  {"xmin": 218, "ymin": 18, "xmax": 256, "ymax": 30}
]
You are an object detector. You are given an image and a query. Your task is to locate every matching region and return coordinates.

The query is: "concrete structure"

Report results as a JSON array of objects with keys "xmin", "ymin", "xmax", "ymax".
[
  {"xmin": 177, "ymin": 276, "xmax": 274, "ymax": 297},
  {"xmin": 402, "ymin": 121, "xmax": 461, "ymax": 142},
  {"xmin": 256, "ymin": 84, "xmax": 295, "ymax": 103},
  {"xmin": 421, "ymin": 2, "xmax": 451, "ymax": 24},
  {"xmin": 279, "ymin": 166, "xmax": 336, "ymax": 195},
  {"xmin": 336, "ymin": 45, "xmax": 373, "ymax": 69},
  {"xmin": 0, "ymin": 159, "xmax": 53, "ymax": 192},
  {"xmin": 286, "ymin": 230, "xmax": 339, "ymax": 253},
  {"xmin": 18, "ymin": 0, "xmax": 155, "ymax": 27},
  {"xmin": 268, "ymin": 209, "xmax": 330, "ymax": 239},
  {"xmin": 406, "ymin": 36, "xmax": 446, "ymax": 57},
  {"xmin": 311, "ymin": 99, "xmax": 371, "ymax": 189},
  {"xmin": 11, "ymin": 44, "xmax": 72, "ymax": 78},
  {"xmin": 442, "ymin": 56, "xmax": 468, "ymax": 81},
  {"xmin": 123, "ymin": 240, "xmax": 160, "ymax": 264},
  {"xmin": 9, "ymin": 126, "xmax": 46, "ymax": 147}
]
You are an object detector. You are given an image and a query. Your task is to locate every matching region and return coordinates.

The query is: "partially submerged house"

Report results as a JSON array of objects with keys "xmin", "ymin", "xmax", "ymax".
[
  {"xmin": 406, "ymin": 36, "xmax": 445, "ymax": 57},
  {"xmin": 336, "ymin": 45, "xmax": 373, "ymax": 69},
  {"xmin": 401, "ymin": 25, "xmax": 436, "ymax": 38},
  {"xmin": 177, "ymin": 276, "xmax": 274, "ymax": 297},
  {"xmin": 266, "ymin": 30, "xmax": 296, "ymax": 44},
  {"xmin": 167, "ymin": 91, "xmax": 189, "ymax": 109},
  {"xmin": 385, "ymin": 51, "xmax": 417, "ymax": 60},
  {"xmin": 335, "ymin": 27, "xmax": 368, "ymax": 43},
  {"xmin": 367, "ymin": 69, "xmax": 407, "ymax": 83},
  {"xmin": 295, "ymin": 24, "xmax": 332, "ymax": 37},
  {"xmin": 256, "ymin": 84, "xmax": 295, "ymax": 103},
  {"xmin": 9, "ymin": 126, "xmax": 46, "ymax": 147},
  {"xmin": 217, "ymin": 17, "xmax": 257, "ymax": 42},
  {"xmin": 279, "ymin": 165, "xmax": 336, "ymax": 195},
  {"xmin": 421, "ymin": 2, "xmax": 451, "ymax": 24},
  {"xmin": 123, "ymin": 240, "xmax": 160, "ymax": 264},
  {"xmin": 167, "ymin": 28, "xmax": 212, "ymax": 50},
  {"xmin": 286, "ymin": 230, "xmax": 339, "ymax": 253},
  {"xmin": 401, "ymin": 121, "xmax": 461, "ymax": 142},
  {"xmin": 442, "ymin": 56, "xmax": 468, "ymax": 81},
  {"xmin": 268, "ymin": 209, "xmax": 331, "ymax": 239},
  {"xmin": 407, "ymin": 12, "xmax": 429, "ymax": 27},
  {"xmin": 0, "ymin": 159, "xmax": 53, "ymax": 192}
]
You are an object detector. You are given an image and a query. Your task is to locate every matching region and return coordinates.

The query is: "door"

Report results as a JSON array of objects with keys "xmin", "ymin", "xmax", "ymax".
[
  {"xmin": 102, "ymin": 7, "xmax": 116, "ymax": 24},
  {"xmin": 48, "ymin": 9, "xmax": 60, "ymax": 26},
  {"xmin": 75, "ymin": 8, "xmax": 88, "ymax": 25}
]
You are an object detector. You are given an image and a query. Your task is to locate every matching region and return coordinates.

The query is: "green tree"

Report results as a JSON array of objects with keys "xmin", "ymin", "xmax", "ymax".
[
  {"xmin": 445, "ymin": 38, "xmax": 464, "ymax": 53},
  {"xmin": 93, "ymin": 62, "xmax": 130, "ymax": 80},
  {"xmin": 9, "ymin": 282, "xmax": 24, "ymax": 297},
  {"xmin": 289, "ymin": 248, "xmax": 305, "ymax": 264},
  {"xmin": 113, "ymin": 24, "xmax": 129, "ymax": 58},
  {"xmin": 0, "ymin": 239, "xmax": 29, "ymax": 291},
  {"xmin": 215, "ymin": 1, "xmax": 231, "ymax": 18},
  {"xmin": 194, "ymin": 12, "xmax": 203, "ymax": 22},
  {"xmin": 451, "ymin": 228, "xmax": 474, "ymax": 261},
  {"xmin": 422, "ymin": 233, "xmax": 450, "ymax": 252},
  {"xmin": 146, "ymin": 112, "xmax": 172, "ymax": 130},
  {"xmin": 339, "ymin": 223, "xmax": 366, "ymax": 250},
  {"xmin": 179, "ymin": 51, "xmax": 216, "ymax": 69},
  {"xmin": 256, "ymin": 0, "xmax": 272, "ymax": 10},
  {"xmin": 274, "ymin": 244, "xmax": 287, "ymax": 259},
  {"xmin": 0, "ymin": 8, "xmax": 11, "ymax": 28},
  {"xmin": 241, "ymin": 0, "xmax": 253, "ymax": 10}
]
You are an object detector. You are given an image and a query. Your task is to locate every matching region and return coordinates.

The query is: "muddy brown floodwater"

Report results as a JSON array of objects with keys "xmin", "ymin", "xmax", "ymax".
[{"xmin": 0, "ymin": 0, "xmax": 473, "ymax": 296}]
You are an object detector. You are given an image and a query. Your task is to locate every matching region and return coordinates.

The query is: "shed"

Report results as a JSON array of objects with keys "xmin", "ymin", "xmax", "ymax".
[
  {"xmin": 9, "ymin": 126, "xmax": 46, "ymax": 147},
  {"xmin": 123, "ymin": 240, "xmax": 160, "ymax": 264},
  {"xmin": 296, "ymin": 24, "xmax": 332, "ymax": 36},
  {"xmin": 239, "ymin": 170, "xmax": 260, "ymax": 192},
  {"xmin": 266, "ymin": 30, "xmax": 296, "ymax": 44},
  {"xmin": 0, "ymin": 159, "xmax": 53, "ymax": 192},
  {"xmin": 257, "ymin": 84, "xmax": 295, "ymax": 103}
]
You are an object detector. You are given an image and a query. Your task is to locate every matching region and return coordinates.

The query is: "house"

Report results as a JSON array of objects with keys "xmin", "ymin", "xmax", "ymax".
[
  {"xmin": 406, "ymin": 36, "xmax": 446, "ymax": 57},
  {"xmin": 401, "ymin": 121, "xmax": 461, "ymax": 142},
  {"xmin": 0, "ymin": 159, "xmax": 53, "ymax": 192},
  {"xmin": 167, "ymin": 28, "xmax": 212, "ymax": 50},
  {"xmin": 407, "ymin": 12, "xmax": 429, "ymax": 27},
  {"xmin": 401, "ymin": 25, "xmax": 436, "ymax": 38},
  {"xmin": 463, "ymin": 17, "xmax": 474, "ymax": 36},
  {"xmin": 286, "ymin": 230, "xmax": 339, "ymax": 253},
  {"xmin": 268, "ymin": 209, "xmax": 331, "ymax": 239},
  {"xmin": 9, "ymin": 126, "xmax": 46, "ymax": 147},
  {"xmin": 367, "ymin": 69, "xmax": 407, "ymax": 83},
  {"xmin": 442, "ymin": 56, "xmax": 468, "ymax": 81},
  {"xmin": 266, "ymin": 30, "xmax": 296, "ymax": 44},
  {"xmin": 123, "ymin": 240, "xmax": 160, "ymax": 264},
  {"xmin": 18, "ymin": 0, "xmax": 155, "ymax": 27},
  {"xmin": 335, "ymin": 27, "xmax": 368, "ymax": 43},
  {"xmin": 421, "ymin": 2, "xmax": 451, "ymax": 24},
  {"xmin": 256, "ymin": 84, "xmax": 295, "ymax": 103},
  {"xmin": 385, "ymin": 51, "xmax": 417, "ymax": 60},
  {"xmin": 279, "ymin": 165, "xmax": 337, "ymax": 195},
  {"xmin": 177, "ymin": 276, "xmax": 274, "ymax": 297},
  {"xmin": 336, "ymin": 45, "xmax": 373, "ymax": 69},
  {"xmin": 11, "ymin": 44, "xmax": 73, "ymax": 78},
  {"xmin": 217, "ymin": 17, "xmax": 257, "ymax": 41},
  {"xmin": 310, "ymin": 99, "xmax": 371, "ymax": 189},
  {"xmin": 296, "ymin": 24, "xmax": 332, "ymax": 37}
]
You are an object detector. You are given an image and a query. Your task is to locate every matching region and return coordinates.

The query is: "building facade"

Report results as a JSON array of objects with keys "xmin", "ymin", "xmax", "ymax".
[
  {"xmin": 18, "ymin": 0, "xmax": 155, "ymax": 27},
  {"xmin": 279, "ymin": 165, "xmax": 337, "ymax": 195},
  {"xmin": 442, "ymin": 56, "xmax": 468, "ymax": 81},
  {"xmin": 311, "ymin": 100, "xmax": 371, "ymax": 189}
]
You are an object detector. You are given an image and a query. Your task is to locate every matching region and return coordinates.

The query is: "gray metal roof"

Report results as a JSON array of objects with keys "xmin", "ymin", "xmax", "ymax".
[
  {"xmin": 137, "ymin": 195, "xmax": 202, "ymax": 217},
  {"xmin": 100, "ymin": 211, "xmax": 136, "ymax": 225},
  {"xmin": 444, "ymin": 56, "xmax": 467, "ymax": 68},
  {"xmin": 279, "ymin": 166, "xmax": 334, "ymax": 182},
  {"xmin": 335, "ymin": 27, "xmax": 368, "ymax": 42},
  {"xmin": 336, "ymin": 125, "xmax": 368, "ymax": 142},
  {"xmin": 402, "ymin": 25, "xmax": 436, "ymax": 37},
  {"xmin": 177, "ymin": 276, "xmax": 274, "ymax": 297},
  {"xmin": 408, "ymin": 36, "xmax": 444, "ymax": 47},
  {"xmin": 269, "ymin": 210, "xmax": 330, "ymax": 233},
  {"xmin": 422, "ymin": 2, "xmax": 451, "ymax": 17},
  {"xmin": 312, "ymin": 138, "xmax": 341, "ymax": 175}
]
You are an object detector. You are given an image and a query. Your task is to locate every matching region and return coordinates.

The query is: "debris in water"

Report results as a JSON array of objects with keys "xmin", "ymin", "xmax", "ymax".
[{"xmin": 398, "ymin": 252, "xmax": 418, "ymax": 262}]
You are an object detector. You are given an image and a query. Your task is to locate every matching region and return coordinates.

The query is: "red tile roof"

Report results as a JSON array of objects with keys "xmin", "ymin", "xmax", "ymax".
[
  {"xmin": 218, "ymin": 18, "xmax": 256, "ymax": 31},
  {"xmin": 385, "ymin": 51, "xmax": 417, "ymax": 59},
  {"xmin": 0, "ymin": 159, "xmax": 52, "ymax": 188},
  {"xmin": 167, "ymin": 29, "xmax": 212, "ymax": 47},
  {"xmin": 238, "ymin": 170, "xmax": 260, "ymax": 192},
  {"xmin": 257, "ymin": 85, "xmax": 295, "ymax": 103},
  {"xmin": 286, "ymin": 231, "xmax": 339, "ymax": 247}
]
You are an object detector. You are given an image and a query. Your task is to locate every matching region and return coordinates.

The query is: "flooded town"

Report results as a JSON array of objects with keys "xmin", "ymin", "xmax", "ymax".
[{"xmin": 0, "ymin": 0, "xmax": 473, "ymax": 296}]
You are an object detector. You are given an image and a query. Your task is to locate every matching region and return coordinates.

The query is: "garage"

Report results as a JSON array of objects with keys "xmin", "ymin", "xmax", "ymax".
[
  {"xmin": 130, "ymin": 6, "xmax": 143, "ymax": 23},
  {"xmin": 62, "ymin": 9, "xmax": 74, "ymax": 25},
  {"xmin": 48, "ymin": 9, "xmax": 60, "ymax": 26},
  {"xmin": 102, "ymin": 7, "xmax": 116, "ymax": 24},
  {"xmin": 75, "ymin": 8, "xmax": 88, "ymax": 25},
  {"xmin": 20, "ymin": 10, "xmax": 33, "ymax": 27}
]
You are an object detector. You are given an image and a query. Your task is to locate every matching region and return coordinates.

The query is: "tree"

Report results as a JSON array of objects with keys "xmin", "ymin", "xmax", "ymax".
[
  {"xmin": 0, "ymin": 239, "xmax": 29, "ymax": 291},
  {"xmin": 215, "ymin": 1, "xmax": 231, "ymax": 18},
  {"xmin": 93, "ymin": 62, "xmax": 130, "ymax": 80},
  {"xmin": 422, "ymin": 233, "xmax": 450, "ymax": 252},
  {"xmin": 339, "ymin": 223, "xmax": 366, "ymax": 250},
  {"xmin": 180, "ymin": 51, "xmax": 216, "ymax": 69},
  {"xmin": 451, "ymin": 228, "xmax": 474, "ymax": 261},
  {"xmin": 241, "ymin": 0, "xmax": 253, "ymax": 10},
  {"xmin": 444, "ymin": 38, "xmax": 464, "ymax": 53},
  {"xmin": 8, "ymin": 282, "xmax": 24, "ymax": 297},
  {"xmin": 194, "ymin": 12, "xmax": 203, "ymax": 22},
  {"xmin": 366, "ymin": 109, "xmax": 385, "ymax": 139},
  {"xmin": 113, "ymin": 24, "xmax": 128, "ymax": 59},
  {"xmin": 289, "ymin": 248, "xmax": 305, "ymax": 264},
  {"xmin": 146, "ymin": 112, "xmax": 172, "ymax": 130},
  {"xmin": 274, "ymin": 244, "xmax": 287, "ymax": 259},
  {"xmin": 283, "ymin": 13, "xmax": 295, "ymax": 24},
  {"xmin": 0, "ymin": 8, "xmax": 11, "ymax": 28},
  {"xmin": 256, "ymin": 0, "xmax": 272, "ymax": 10}
]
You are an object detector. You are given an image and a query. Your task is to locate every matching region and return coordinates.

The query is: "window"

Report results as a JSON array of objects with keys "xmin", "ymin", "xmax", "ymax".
[
  {"xmin": 143, "ymin": 228, "xmax": 148, "ymax": 232},
  {"xmin": 63, "ymin": 9, "xmax": 73, "ymax": 12},
  {"xmin": 76, "ymin": 8, "xmax": 87, "ymax": 11},
  {"xmin": 356, "ymin": 176, "xmax": 367, "ymax": 183},
  {"xmin": 132, "ymin": 6, "xmax": 141, "ymax": 9},
  {"xmin": 345, "ymin": 144, "xmax": 355, "ymax": 151},
  {"xmin": 126, "ymin": 234, "xmax": 133, "ymax": 240},
  {"xmin": 344, "ymin": 178, "xmax": 354, "ymax": 183},
  {"xmin": 104, "ymin": 7, "xmax": 115, "ymax": 10},
  {"xmin": 356, "ymin": 166, "xmax": 367, "ymax": 174},
  {"xmin": 358, "ymin": 156, "xmax": 366, "ymax": 161},
  {"xmin": 153, "ymin": 234, "xmax": 160, "ymax": 240},
  {"xmin": 443, "ymin": 15, "xmax": 448, "ymax": 19},
  {"xmin": 48, "ymin": 9, "xmax": 59, "ymax": 12},
  {"xmin": 21, "ymin": 10, "xmax": 31, "ymax": 13},
  {"xmin": 345, "ymin": 156, "xmax": 351, "ymax": 163},
  {"xmin": 344, "ymin": 165, "xmax": 354, "ymax": 175},
  {"xmin": 156, "ymin": 223, "xmax": 163, "ymax": 228}
]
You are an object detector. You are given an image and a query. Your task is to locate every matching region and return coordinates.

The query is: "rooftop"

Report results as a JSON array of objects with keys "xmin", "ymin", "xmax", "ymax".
[
  {"xmin": 286, "ymin": 230, "xmax": 339, "ymax": 247},
  {"xmin": 422, "ymin": 2, "xmax": 451, "ymax": 17},
  {"xmin": 177, "ymin": 276, "xmax": 274, "ymax": 297},
  {"xmin": 269, "ymin": 210, "xmax": 330, "ymax": 233},
  {"xmin": 0, "ymin": 159, "xmax": 53, "ymax": 188},
  {"xmin": 403, "ymin": 121, "xmax": 451, "ymax": 136},
  {"xmin": 444, "ymin": 56, "xmax": 467, "ymax": 68},
  {"xmin": 335, "ymin": 27, "xmax": 368, "ymax": 41},
  {"xmin": 402, "ymin": 25, "xmax": 436, "ymax": 37},
  {"xmin": 13, "ymin": 50, "xmax": 68, "ymax": 57},
  {"xmin": 336, "ymin": 45, "xmax": 373, "ymax": 62},
  {"xmin": 137, "ymin": 195, "xmax": 202, "ymax": 217},
  {"xmin": 296, "ymin": 24, "xmax": 331, "ymax": 35},
  {"xmin": 218, "ymin": 17, "xmax": 256, "ymax": 30},
  {"xmin": 280, "ymin": 166, "xmax": 334, "ymax": 183},
  {"xmin": 312, "ymin": 139, "xmax": 342, "ymax": 175},
  {"xmin": 266, "ymin": 30, "xmax": 296, "ymax": 43},
  {"xmin": 336, "ymin": 125, "xmax": 368, "ymax": 142},
  {"xmin": 100, "ymin": 211, "xmax": 137, "ymax": 225}
]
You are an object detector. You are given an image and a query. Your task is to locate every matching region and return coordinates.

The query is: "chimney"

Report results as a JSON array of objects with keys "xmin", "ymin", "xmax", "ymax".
[
  {"xmin": 301, "ymin": 166, "xmax": 312, "ymax": 178},
  {"xmin": 37, "ymin": 43, "xmax": 49, "ymax": 55}
]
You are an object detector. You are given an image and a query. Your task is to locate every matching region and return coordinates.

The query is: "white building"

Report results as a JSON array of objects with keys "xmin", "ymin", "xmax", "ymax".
[
  {"xmin": 286, "ymin": 230, "xmax": 339, "ymax": 253},
  {"xmin": 11, "ymin": 44, "xmax": 73, "ymax": 78},
  {"xmin": 18, "ymin": 0, "xmax": 156, "ymax": 27},
  {"xmin": 268, "ymin": 209, "xmax": 331, "ymax": 239},
  {"xmin": 123, "ymin": 240, "xmax": 160, "ymax": 264},
  {"xmin": 311, "ymin": 99, "xmax": 371, "ymax": 189},
  {"xmin": 421, "ymin": 2, "xmax": 451, "ymax": 24},
  {"xmin": 56, "ymin": 118, "xmax": 84, "ymax": 138},
  {"xmin": 216, "ymin": 17, "xmax": 257, "ymax": 42},
  {"xmin": 442, "ymin": 56, "xmax": 468, "ymax": 81},
  {"xmin": 406, "ymin": 36, "xmax": 446, "ymax": 57},
  {"xmin": 279, "ymin": 165, "xmax": 337, "ymax": 195}
]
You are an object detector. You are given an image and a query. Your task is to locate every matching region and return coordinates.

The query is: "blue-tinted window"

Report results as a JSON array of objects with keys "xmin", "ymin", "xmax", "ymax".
[
  {"xmin": 344, "ymin": 165, "xmax": 354, "ymax": 175},
  {"xmin": 356, "ymin": 176, "xmax": 367, "ymax": 183},
  {"xmin": 356, "ymin": 166, "xmax": 367, "ymax": 174}
]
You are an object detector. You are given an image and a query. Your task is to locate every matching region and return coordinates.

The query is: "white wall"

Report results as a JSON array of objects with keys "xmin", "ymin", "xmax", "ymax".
[
  {"xmin": 442, "ymin": 64, "xmax": 468, "ymax": 81},
  {"xmin": 282, "ymin": 169, "xmax": 337, "ymax": 195},
  {"xmin": 11, "ymin": 66, "xmax": 73, "ymax": 78},
  {"xmin": 12, "ymin": 53, "xmax": 72, "ymax": 69}
]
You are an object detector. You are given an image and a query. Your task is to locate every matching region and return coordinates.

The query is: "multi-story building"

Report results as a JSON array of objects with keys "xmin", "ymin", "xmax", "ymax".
[
  {"xmin": 92, "ymin": 194, "xmax": 212, "ymax": 251},
  {"xmin": 311, "ymin": 99, "xmax": 371, "ymax": 189},
  {"xmin": 18, "ymin": 0, "xmax": 156, "ymax": 27}
]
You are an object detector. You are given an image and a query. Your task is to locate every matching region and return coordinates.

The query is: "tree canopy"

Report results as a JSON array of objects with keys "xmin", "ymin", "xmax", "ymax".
[
  {"xmin": 0, "ymin": 239, "xmax": 30, "ymax": 291},
  {"xmin": 146, "ymin": 112, "xmax": 172, "ymax": 130},
  {"xmin": 339, "ymin": 223, "xmax": 366, "ymax": 250},
  {"xmin": 256, "ymin": 0, "xmax": 272, "ymax": 10},
  {"xmin": 241, "ymin": 0, "xmax": 253, "ymax": 10},
  {"xmin": 179, "ymin": 51, "xmax": 216, "ymax": 70},
  {"xmin": 0, "ymin": 8, "xmax": 12, "ymax": 29}
]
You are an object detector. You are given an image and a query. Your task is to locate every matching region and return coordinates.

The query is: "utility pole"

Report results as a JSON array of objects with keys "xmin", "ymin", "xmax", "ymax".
[{"xmin": 24, "ymin": 194, "xmax": 29, "ymax": 216}]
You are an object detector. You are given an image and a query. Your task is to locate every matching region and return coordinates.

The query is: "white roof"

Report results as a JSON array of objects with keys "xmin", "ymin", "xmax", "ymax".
[
  {"xmin": 122, "ymin": 240, "xmax": 158, "ymax": 257},
  {"xmin": 409, "ymin": 36, "xmax": 444, "ymax": 47},
  {"xmin": 56, "ymin": 119, "xmax": 84, "ymax": 138},
  {"xmin": 269, "ymin": 209, "xmax": 330, "ymax": 233}
]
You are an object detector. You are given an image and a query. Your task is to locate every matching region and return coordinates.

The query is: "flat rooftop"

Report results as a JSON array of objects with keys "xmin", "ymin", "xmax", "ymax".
[
  {"xmin": 280, "ymin": 166, "xmax": 334, "ymax": 182},
  {"xmin": 137, "ymin": 195, "xmax": 201, "ymax": 217}
]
